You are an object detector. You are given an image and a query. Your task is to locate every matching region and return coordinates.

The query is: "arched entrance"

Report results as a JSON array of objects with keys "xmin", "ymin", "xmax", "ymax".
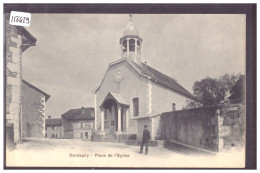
[{"xmin": 99, "ymin": 92, "xmax": 129, "ymax": 136}]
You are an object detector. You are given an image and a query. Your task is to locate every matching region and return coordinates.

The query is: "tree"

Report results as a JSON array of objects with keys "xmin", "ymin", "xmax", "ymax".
[
  {"xmin": 185, "ymin": 73, "xmax": 241, "ymax": 108},
  {"xmin": 185, "ymin": 99, "xmax": 202, "ymax": 109},
  {"xmin": 228, "ymin": 75, "xmax": 245, "ymax": 103},
  {"xmin": 193, "ymin": 77, "xmax": 226, "ymax": 106},
  {"xmin": 217, "ymin": 73, "xmax": 240, "ymax": 97}
]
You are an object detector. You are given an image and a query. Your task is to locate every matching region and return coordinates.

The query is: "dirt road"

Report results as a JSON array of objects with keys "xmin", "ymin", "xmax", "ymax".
[{"xmin": 5, "ymin": 138, "xmax": 244, "ymax": 168}]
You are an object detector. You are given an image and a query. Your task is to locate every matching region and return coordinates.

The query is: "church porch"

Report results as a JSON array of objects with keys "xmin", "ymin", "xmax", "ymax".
[{"xmin": 93, "ymin": 92, "xmax": 136, "ymax": 142}]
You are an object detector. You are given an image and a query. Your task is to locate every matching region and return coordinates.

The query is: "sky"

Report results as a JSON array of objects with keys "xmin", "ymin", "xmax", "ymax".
[{"xmin": 22, "ymin": 14, "xmax": 246, "ymax": 118}]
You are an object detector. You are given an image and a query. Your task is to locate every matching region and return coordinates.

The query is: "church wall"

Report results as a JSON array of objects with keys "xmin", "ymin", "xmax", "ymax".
[
  {"xmin": 95, "ymin": 61, "xmax": 148, "ymax": 134},
  {"xmin": 153, "ymin": 82, "xmax": 190, "ymax": 112}
]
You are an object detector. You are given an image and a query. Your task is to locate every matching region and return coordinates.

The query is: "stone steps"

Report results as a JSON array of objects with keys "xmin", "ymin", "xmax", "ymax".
[{"xmin": 102, "ymin": 134, "xmax": 117, "ymax": 142}]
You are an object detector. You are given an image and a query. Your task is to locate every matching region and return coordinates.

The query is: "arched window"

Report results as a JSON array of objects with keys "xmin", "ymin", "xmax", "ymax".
[
  {"xmin": 129, "ymin": 39, "xmax": 135, "ymax": 52},
  {"xmin": 133, "ymin": 97, "xmax": 139, "ymax": 116},
  {"xmin": 122, "ymin": 40, "xmax": 127, "ymax": 52}
]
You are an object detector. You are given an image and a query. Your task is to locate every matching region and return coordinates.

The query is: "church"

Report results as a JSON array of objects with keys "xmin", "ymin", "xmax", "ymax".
[{"xmin": 92, "ymin": 15, "xmax": 196, "ymax": 142}]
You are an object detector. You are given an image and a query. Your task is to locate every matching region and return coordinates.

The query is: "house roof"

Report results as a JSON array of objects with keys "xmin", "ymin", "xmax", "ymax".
[
  {"xmin": 93, "ymin": 59, "xmax": 195, "ymax": 100},
  {"xmin": 22, "ymin": 79, "xmax": 50, "ymax": 102},
  {"xmin": 45, "ymin": 118, "xmax": 62, "ymax": 126},
  {"xmin": 16, "ymin": 26, "xmax": 37, "ymax": 52},
  {"xmin": 61, "ymin": 107, "xmax": 95, "ymax": 121}
]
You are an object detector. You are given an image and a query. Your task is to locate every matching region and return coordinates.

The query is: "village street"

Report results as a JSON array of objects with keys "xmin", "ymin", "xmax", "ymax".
[{"xmin": 6, "ymin": 138, "xmax": 244, "ymax": 168}]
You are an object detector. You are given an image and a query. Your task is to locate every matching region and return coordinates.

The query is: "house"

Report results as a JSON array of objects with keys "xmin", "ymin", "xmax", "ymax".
[
  {"xmin": 45, "ymin": 117, "xmax": 63, "ymax": 139},
  {"xmin": 21, "ymin": 80, "xmax": 50, "ymax": 138},
  {"xmin": 61, "ymin": 107, "xmax": 95, "ymax": 140},
  {"xmin": 92, "ymin": 15, "xmax": 196, "ymax": 142},
  {"xmin": 5, "ymin": 13, "xmax": 37, "ymax": 146}
]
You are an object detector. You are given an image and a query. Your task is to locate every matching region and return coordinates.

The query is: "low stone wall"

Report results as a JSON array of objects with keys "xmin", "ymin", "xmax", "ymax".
[
  {"xmin": 160, "ymin": 104, "xmax": 245, "ymax": 152},
  {"xmin": 218, "ymin": 104, "xmax": 245, "ymax": 152}
]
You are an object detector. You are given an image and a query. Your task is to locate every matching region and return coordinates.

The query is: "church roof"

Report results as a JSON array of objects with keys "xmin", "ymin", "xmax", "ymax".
[
  {"xmin": 100, "ymin": 92, "xmax": 129, "ymax": 109},
  {"xmin": 61, "ymin": 107, "xmax": 95, "ymax": 121},
  {"xmin": 131, "ymin": 62, "xmax": 196, "ymax": 99},
  {"xmin": 93, "ymin": 59, "xmax": 195, "ymax": 100},
  {"xmin": 110, "ymin": 92, "xmax": 129, "ymax": 106}
]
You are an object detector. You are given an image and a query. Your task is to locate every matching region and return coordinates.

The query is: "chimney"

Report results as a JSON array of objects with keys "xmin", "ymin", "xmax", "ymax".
[
  {"xmin": 172, "ymin": 103, "xmax": 176, "ymax": 111},
  {"xmin": 144, "ymin": 61, "xmax": 147, "ymax": 66},
  {"xmin": 48, "ymin": 115, "xmax": 51, "ymax": 119}
]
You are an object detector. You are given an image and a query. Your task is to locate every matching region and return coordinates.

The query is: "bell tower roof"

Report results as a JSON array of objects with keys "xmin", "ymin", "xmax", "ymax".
[
  {"xmin": 123, "ymin": 14, "xmax": 140, "ymax": 37},
  {"xmin": 120, "ymin": 14, "xmax": 142, "ymax": 65}
]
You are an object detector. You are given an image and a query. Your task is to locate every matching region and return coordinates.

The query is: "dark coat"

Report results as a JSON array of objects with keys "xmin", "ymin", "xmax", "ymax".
[{"xmin": 142, "ymin": 129, "xmax": 150, "ymax": 143}]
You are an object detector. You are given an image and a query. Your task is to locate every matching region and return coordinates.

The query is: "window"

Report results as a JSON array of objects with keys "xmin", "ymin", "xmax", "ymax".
[
  {"xmin": 129, "ymin": 39, "xmax": 135, "ymax": 52},
  {"xmin": 172, "ymin": 103, "xmax": 176, "ymax": 111},
  {"xmin": 52, "ymin": 126, "xmax": 55, "ymax": 130},
  {"xmin": 80, "ymin": 132, "xmax": 83, "ymax": 138},
  {"xmin": 133, "ymin": 98, "xmax": 139, "ymax": 116},
  {"xmin": 122, "ymin": 40, "xmax": 127, "ymax": 52}
]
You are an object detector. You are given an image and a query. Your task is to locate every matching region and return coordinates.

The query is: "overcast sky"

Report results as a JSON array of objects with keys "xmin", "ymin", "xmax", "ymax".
[{"xmin": 22, "ymin": 14, "xmax": 246, "ymax": 118}]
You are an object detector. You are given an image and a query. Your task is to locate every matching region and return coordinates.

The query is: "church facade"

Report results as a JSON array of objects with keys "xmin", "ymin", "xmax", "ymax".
[{"xmin": 93, "ymin": 15, "xmax": 196, "ymax": 142}]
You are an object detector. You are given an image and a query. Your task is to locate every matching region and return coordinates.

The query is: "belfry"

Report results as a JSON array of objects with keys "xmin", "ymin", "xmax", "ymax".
[{"xmin": 120, "ymin": 14, "xmax": 142, "ymax": 65}]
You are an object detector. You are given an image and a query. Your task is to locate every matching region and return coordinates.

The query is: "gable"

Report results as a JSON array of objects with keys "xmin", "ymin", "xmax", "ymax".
[
  {"xmin": 93, "ymin": 59, "xmax": 148, "ymax": 94},
  {"xmin": 22, "ymin": 79, "xmax": 50, "ymax": 101}
]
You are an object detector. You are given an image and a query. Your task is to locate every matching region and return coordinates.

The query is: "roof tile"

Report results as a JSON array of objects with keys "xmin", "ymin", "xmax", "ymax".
[{"xmin": 61, "ymin": 107, "xmax": 95, "ymax": 120}]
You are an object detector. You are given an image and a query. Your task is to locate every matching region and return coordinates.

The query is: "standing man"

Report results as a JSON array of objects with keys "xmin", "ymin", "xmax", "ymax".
[{"xmin": 140, "ymin": 125, "xmax": 150, "ymax": 155}]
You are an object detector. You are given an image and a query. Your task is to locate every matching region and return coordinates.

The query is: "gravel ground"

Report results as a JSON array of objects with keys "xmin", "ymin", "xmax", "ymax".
[{"xmin": 5, "ymin": 138, "xmax": 245, "ymax": 168}]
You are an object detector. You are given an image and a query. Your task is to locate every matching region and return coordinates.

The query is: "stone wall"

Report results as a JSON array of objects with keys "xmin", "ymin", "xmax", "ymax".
[
  {"xmin": 5, "ymin": 14, "xmax": 23, "ymax": 143},
  {"xmin": 21, "ymin": 82, "xmax": 45, "ymax": 138},
  {"xmin": 5, "ymin": 13, "xmax": 36, "ymax": 144},
  {"xmin": 218, "ymin": 104, "xmax": 245, "ymax": 152},
  {"xmin": 160, "ymin": 104, "xmax": 245, "ymax": 152}
]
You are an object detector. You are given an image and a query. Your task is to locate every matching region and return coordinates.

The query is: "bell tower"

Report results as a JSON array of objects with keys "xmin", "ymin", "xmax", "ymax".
[{"xmin": 120, "ymin": 14, "xmax": 142, "ymax": 65}]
